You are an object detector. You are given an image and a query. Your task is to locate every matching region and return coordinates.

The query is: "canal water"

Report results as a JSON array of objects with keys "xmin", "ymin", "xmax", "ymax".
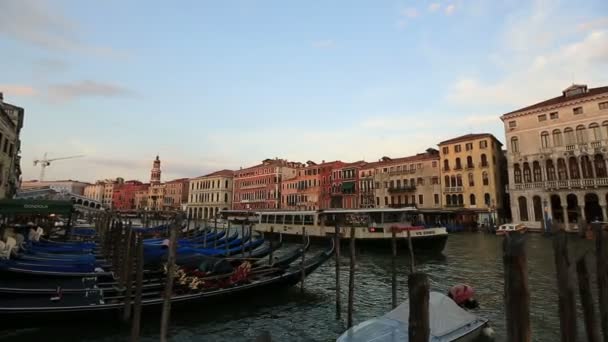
[{"xmin": 0, "ymin": 233, "xmax": 594, "ymax": 341}]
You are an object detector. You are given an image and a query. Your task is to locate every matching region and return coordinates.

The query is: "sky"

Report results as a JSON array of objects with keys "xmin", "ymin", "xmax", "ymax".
[{"xmin": 1, "ymin": 0, "xmax": 607, "ymax": 183}]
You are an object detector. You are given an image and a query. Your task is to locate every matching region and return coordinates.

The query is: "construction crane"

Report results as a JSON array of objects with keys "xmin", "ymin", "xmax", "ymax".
[{"xmin": 33, "ymin": 153, "xmax": 84, "ymax": 181}]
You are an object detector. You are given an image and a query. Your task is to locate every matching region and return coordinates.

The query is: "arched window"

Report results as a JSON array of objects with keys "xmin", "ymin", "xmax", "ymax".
[
  {"xmin": 533, "ymin": 161, "xmax": 542, "ymax": 182},
  {"xmin": 523, "ymin": 162, "xmax": 532, "ymax": 183},
  {"xmin": 595, "ymin": 154, "xmax": 607, "ymax": 178},
  {"xmin": 553, "ymin": 129, "xmax": 563, "ymax": 146},
  {"xmin": 446, "ymin": 195, "xmax": 452, "ymax": 205},
  {"xmin": 576, "ymin": 125, "xmax": 587, "ymax": 143},
  {"xmin": 514, "ymin": 163, "xmax": 522, "ymax": 184},
  {"xmin": 444, "ymin": 175, "xmax": 450, "ymax": 186},
  {"xmin": 590, "ymin": 123, "xmax": 601, "ymax": 141},
  {"xmin": 455, "ymin": 157, "xmax": 462, "ymax": 169},
  {"xmin": 224, "ymin": 193, "xmax": 228, "ymax": 202},
  {"xmin": 484, "ymin": 193, "xmax": 491, "ymax": 206},
  {"xmin": 470, "ymin": 194, "xmax": 476, "ymax": 206},
  {"xmin": 603, "ymin": 121, "xmax": 608, "ymax": 139},
  {"xmin": 456, "ymin": 174, "xmax": 463, "ymax": 186},
  {"xmin": 581, "ymin": 155, "xmax": 593, "ymax": 178},
  {"xmin": 451, "ymin": 194, "xmax": 458, "ymax": 206},
  {"xmin": 457, "ymin": 194, "xmax": 463, "ymax": 205},
  {"xmin": 481, "ymin": 154, "xmax": 488, "ymax": 167},
  {"xmin": 511, "ymin": 137, "xmax": 519, "ymax": 153},
  {"xmin": 482, "ymin": 171, "xmax": 489, "ymax": 186},
  {"xmin": 518, "ymin": 196, "xmax": 529, "ymax": 221},
  {"xmin": 569, "ymin": 156, "xmax": 580, "ymax": 179},
  {"xmin": 533, "ymin": 196, "xmax": 542, "ymax": 222},
  {"xmin": 467, "ymin": 156, "xmax": 473, "ymax": 168},
  {"xmin": 557, "ymin": 158, "xmax": 568, "ymax": 180},
  {"xmin": 546, "ymin": 160, "xmax": 556, "ymax": 181},
  {"xmin": 444, "ymin": 159, "xmax": 450, "ymax": 170},
  {"xmin": 540, "ymin": 131, "xmax": 550, "ymax": 148},
  {"xmin": 450, "ymin": 176, "xmax": 456, "ymax": 187},
  {"xmin": 564, "ymin": 127, "xmax": 575, "ymax": 145},
  {"xmin": 468, "ymin": 173, "xmax": 474, "ymax": 186}
]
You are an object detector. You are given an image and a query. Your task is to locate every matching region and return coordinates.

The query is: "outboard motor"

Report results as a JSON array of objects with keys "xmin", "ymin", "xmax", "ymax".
[{"xmin": 448, "ymin": 284, "xmax": 479, "ymax": 309}]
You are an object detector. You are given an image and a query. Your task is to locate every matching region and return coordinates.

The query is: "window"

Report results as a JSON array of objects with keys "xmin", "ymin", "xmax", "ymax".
[
  {"xmin": 518, "ymin": 197, "xmax": 529, "ymax": 221},
  {"xmin": 590, "ymin": 123, "xmax": 601, "ymax": 141},
  {"xmin": 455, "ymin": 157, "xmax": 462, "ymax": 169},
  {"xmin": 482, "ymin": 171, "xmax": 489, "ymax": 186},
  {"xmin": 468, "ymin": 173, "xmax": 474, "ymax": 186},
  {"xmin": 466, "ymin": 156, "xmax": 473, "ymax": 168},
  {"xmin": 541, "ymin": 131, "xmax": 550, "ymax": 148},
  {"xmin": 538, "ymin": 114, "xmax": 547, "ymax": 122},
  {"xmin": 376, "ymin": 197, "xmax": 380, "ymax": 206},
  {"xmin": 455, "ymin": 145, "xmax": 462, "ymax": 152},
  {"xmin": 576, "ymin": 125, "xmax": 587, "ymax": 143},
  {"xmin": 550, "ymin": 112, "xmax": 559, "ymax": 120},
  {"xmin": 418, "ymin": 194, "xmax": 423, "ymax": 205},
  {"xmin": 553, "ymin": 129, "xmax": 563, "ymax": 146},
  {"xmin": 514, "ymin": 164, "xmax": 522, "ymax": 184},
  {"xmin": 511, "ymin": 137, "xmax": 519, "ymax": 153},
  {"xmin": 523, "ymin": 163, "xmax": 531, "ymax": 183},
  {"xmin": 509, "ymin": 120, "xmax": 517, "ymax": 128},
  {"xmin": 434, "ymin": 194, "xmax": 439, "ymax": 205},
  {"xmin": 456, "ymin": 174, "xmax": 462, "ymax": 186},
  {"xmin": 481, "ymin": 154, "xmax": 488, "ymax": 167},
  {"xmin": 432, "ymin": 161, "xmax": 437, "ymax": 168},
  {"xmin": 599, "ymin": 102, "xmax": 608, "ymax": 110},
  {"xmin": 384, "ymin": 197, "xmax": 388, "ymax": 205},
  {"xmin": 533, "ymin": 161, "xmax": 542, "ymax": 182},
  {"xmin": 604, "ymin": 121, "xmax": 608, "ymax": 139},
  {"xmin": 431, "ymin": 177, "xmax": 439, "ymax": 185},
  {"xmin": 564, "ymin": 128, "xmax": 575, "ymax": 144},
  {"xmin": 417, "ymin": 177, "xmax": 424, "ymax": 185},
  {"xmin": 443, "ymin": 159, "xmax": 449, "ymax": 170},
  {"xmin": 470, "ymin": 194, "xmax": 476, "ymax": 206},
  {"xmin": 444, "ymin": 175, "xmax": 449, "ymax": 186},
  {"xmin": 411, "ymin": 195, "xmax": 416, "ymax": 204},
  {"xmin": 479, "ymin": 140, "xmax": 488, "ymax": 149},
  {"xmin": 465, "ymin": 143, "xmax": 473, "ymax": 151},
  {"xmin": 442, "ymin": 146, "xmax": 449, "ymax": 154},
  {"xmin": 546, "ymin": 160, "xmax": 556, "ymax": 181},
  {"xmin": 573, "ymin": 106, "xmax": 583, "ymax": 115}
]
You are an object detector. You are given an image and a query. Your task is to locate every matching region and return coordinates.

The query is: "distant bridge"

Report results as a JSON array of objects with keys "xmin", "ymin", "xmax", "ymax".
[{"xmin": 16, "ymin": 187, "xmax": 103, "ymax": 212}]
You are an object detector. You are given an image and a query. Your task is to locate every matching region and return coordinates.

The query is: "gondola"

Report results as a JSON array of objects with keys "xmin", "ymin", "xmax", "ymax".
[{"xmin": 0, "ymin": 239, "xmax": 334, "ymax": 322}]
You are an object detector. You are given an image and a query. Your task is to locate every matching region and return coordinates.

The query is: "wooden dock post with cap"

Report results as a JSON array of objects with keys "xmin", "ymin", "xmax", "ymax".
[
  {"xmin": 552, "ymin": 229, "xmax": 577, "ymax": 341},
  {"xmin": 347, "ymin": 226, "xmax": 356, "ymax": 329},
  {"xmin": 391, "ymin": 227, "xmax": 397, "ymax": 309},
  {"xmin": 577, "ymin": 254, "xmax": 600, "ymax": 342},
  {"xmin": 335, "ymin": 224, "xmax": 341, "ymax": 320},
  {"xmin": 268, "ymin": 226, "xmax": 274, "ymax": 265},
  {"xmin": 130, "ymin": 232, "xmax": 144, "ymax": 342},
  {"xmin": 406, "ymin": 229, "xmax": 429, "ymax": 342},
  {"xmin": 593, "ymin": 222, "xmax": 608, "ymax": 342},
  {"xmin": 160, "ymin": 215, "xmax": 182, "ymax": 342},
  {"xmin": 122, "ymin": 224, "xmax": 135, "ymax": 322},
  {"xmin": 300, "ymin": 226, "xmax": 306, "ymax": 294},
  {"xmin": 503, "ymin": 233, "xmax": 531, "ymax": 342}
]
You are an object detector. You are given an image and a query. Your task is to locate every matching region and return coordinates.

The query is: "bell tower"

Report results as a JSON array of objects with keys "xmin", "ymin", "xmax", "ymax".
[{"xmin": 150, "ymin": 155, "xmax": 161, "ymax": 185}]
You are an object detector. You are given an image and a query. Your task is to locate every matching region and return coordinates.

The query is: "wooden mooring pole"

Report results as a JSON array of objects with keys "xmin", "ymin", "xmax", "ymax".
[
  {"xmin": 552, "ymin": 229, "xmax": 577, "ymax": 341},
  {"xmin": 300, "ymin": 226, "xmax": 306, "ymax": 294},
  {"xmin": 391, "ymin": 228, "xmax": 397, "ymax": 309},
  {"xmin": 407, "ymin": 229, "xmax": 429, "ymax": 342},
  {"xmin": 268, "ymin": 226, "xmax": 274, "ymax": 265},
  {"xmin": 503, "ymin": 233, "xmax": 531, "ymax": 342},
  {"xmin": 130, "ymin": 233, "xmax": 144, "ymax": 342},
  {"xmin": 593, "ymin": 222, "xmax": 608, "ymax": 342},
  {"xmin": 576, "ymin": 254, "xmax": 601, "ymax": 342},
  {"xmin": 160, "ymin": 216, "xmax": 181, "ymax": 342},
  {"xmin": 347, "ymin": 226, "xmax": 356, "ymax": 328},
  {"xmin": 335, "ymin": 224, "xmax": 341, "ymax": 320},
  {"xmin": 122, "ymin": 225, "xmax": 135, "ymax": 322}
]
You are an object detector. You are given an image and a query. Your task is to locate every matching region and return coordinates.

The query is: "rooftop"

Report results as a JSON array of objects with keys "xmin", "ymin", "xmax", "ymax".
[
  {"xmin": 502, "ymin": 84, "xmax": 608, "ymax": 118},
  {"xmin": 438, "ymin": 133, "xmax": 501, "ymax": 146}
]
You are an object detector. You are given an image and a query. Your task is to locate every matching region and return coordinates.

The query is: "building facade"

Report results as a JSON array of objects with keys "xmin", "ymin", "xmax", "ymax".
[
  {"xmin": 112, "ymin": 180, "xmax": 148, "ymax": 211},
  {"xmin": 163, "ymin": 178, "xmax": 190, "ymax": 210},
  {"xmin": 501, "ymin": 84, "xmax": 608, "ymax": 230},
  {"xmin": 187, "ymin": 169, "xmax": 233, "ymax": 219},
  {"xmin": 281, "ymin": 161, "xmax": 336, "ymax": 211},
  {"xmin": 21, "ymin": 180, "xmax": 89, "ymax": 195},
  {"xmin": 0, "ymin": 93, "xmax": 24, "ymax": 200},
  {"xmin": 232, "ymin": 158, "xmax": 302, "ymax": 210},
  {"xmin": 438, "ymin": 133, "xmax": 506, "ymax": 226},
  {"xmin": 84, "ymin": 182, "xmax": 104, "ymax": 202}
]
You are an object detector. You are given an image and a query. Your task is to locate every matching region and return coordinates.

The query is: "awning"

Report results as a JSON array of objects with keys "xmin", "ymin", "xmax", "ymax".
[
  {"xmin": 342, "ymin": 182, "xmax": 355, "ymax": 191},
  {"xmin": 0, "ymin": 199, "xmax": 73, "ymax": 215}
]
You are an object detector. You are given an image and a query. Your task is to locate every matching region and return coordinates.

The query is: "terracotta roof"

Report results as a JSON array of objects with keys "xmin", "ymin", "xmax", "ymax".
[
  {"xmin": 438, "ymin": 133, "xmax": 501, "ymax": 146},
  {"xmin": 360, "ymin": 150, "xmax": 440, "ymax": 169},
  {"xmin": 203, "ymin": 169, "xmax": 234, "ymax": 177},
  {"xmin": 502, "ymin": 85, "xmax": 608, "ymax": 117},
  {"xmin": 165, "ymin": 178, "xmax": 190, "ymax": 183}
]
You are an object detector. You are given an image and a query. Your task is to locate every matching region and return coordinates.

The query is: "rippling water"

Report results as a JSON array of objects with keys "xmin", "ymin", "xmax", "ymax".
[{"xmin": 0, "ymin": 233, "xmax": 595, "ymax": 341}]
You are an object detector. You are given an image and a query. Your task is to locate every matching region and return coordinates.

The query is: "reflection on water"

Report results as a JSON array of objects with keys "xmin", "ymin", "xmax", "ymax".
[{"xmin": 0, "ymin": 233, "xmax": 595, "ymax": 341}]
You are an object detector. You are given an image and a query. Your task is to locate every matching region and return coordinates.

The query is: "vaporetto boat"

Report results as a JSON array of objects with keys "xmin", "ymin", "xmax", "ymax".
[{"xmin": 224, "ymin": 208, "xmax": 449, "ymax": 253}]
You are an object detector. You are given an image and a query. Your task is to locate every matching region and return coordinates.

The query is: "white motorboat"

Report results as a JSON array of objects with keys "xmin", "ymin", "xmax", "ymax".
[
  {"xmin": 496, "ymin": 223, "xmax": 526, "ymax": 236},
  {"xmin": 336, "ymin": 292, "xmax": 492, "ymax": 342}
]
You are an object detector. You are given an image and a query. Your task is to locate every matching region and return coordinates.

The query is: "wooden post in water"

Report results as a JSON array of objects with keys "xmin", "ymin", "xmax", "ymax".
[
  {"xmin": 213, "ymin": 217, "xmax": 218, "ymax": 248},
  {"xmin": 335, "ymin": 224, "xmax": 341, "ymax": 320},
  {"xmin": 408, "ymin": 273, "xmax": 430, "ymax": 342},
  {"xmin": 160, "ymin": 215, "xmax": 181, "ymax": 342},
  {"xmin": 391, "ymin": 228, "xmax": 397, "ymax": 309},
  {"xmin": 268, "ymin": 226, "xmax": 274, "ymax": 265},
  {"xmin": 552, "ymin": 229, "xmax": 577, "ymax": 341},
  {"xmin": 576, "ymin": 254, "xmax": 601, "ymax": 342},
  {"xmin": 503, "ymin": 233, "xmax": 531, "ymax": 342},
  {"xmin": 241, "ymin": 223, "xmax": 246, "ymax": 255},
  {"xmin": 300, "ymin": 226, "xmax": 306, "ymax": 294},
  {"xmin": 347, "ymin": 226, "xmax": 356, "ymax": 328},
  {"xmin": 203, "ymin": 218, "xmax": 208, "ymax": 248},
  {"xmin": 122, "ymin": 225, "xmax": 135, "ymax": 322},
  {"xmin": 407, "ymin": 230, "xmax": 415, "ymax": 272},
  {"xmin": 249, "ymin": 223, "xmax": 253, "ymax": 258},
  {"xmin": 593, "ymin": 222, "xmax": 608, "ymax": 342},
  {"xmin": 130, "ymin": 233, "xmax": 144, "ymax": 342}
]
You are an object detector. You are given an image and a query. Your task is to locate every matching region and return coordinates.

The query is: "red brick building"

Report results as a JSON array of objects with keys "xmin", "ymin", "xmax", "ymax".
[
  {"xmin": 233, "ymin": 158, "xmax": 303, "ymax": 210},
  {"xmin": 163, "ymin": 178, "xmax": 190, "ymax": 210},
  {"xmin": 281, "ymin": 160, "xmax": 345, "ymax": 210},
  {"xmin": 112, "ymin": 180, "xmax": 149, "ymax": 211},
  {"xmin": 328, "ymin": 161, "xmax": 365, "ymax": 209}
]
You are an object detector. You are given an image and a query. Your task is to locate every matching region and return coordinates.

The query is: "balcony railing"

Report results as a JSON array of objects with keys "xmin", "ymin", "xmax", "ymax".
[
  {"xmin": 512, "ymin": 178, "xmax": 608, "ymax": 190},
  {"xmin": 466, "ymin": 164, "xmax": 474, "ymax": 170},
  {"xmin": 444, "ymin": 186, "xmax": 463, "ymax": 193},
  {"xmin": 454, "ymin": 165, "xmax": 463, "ymax": 170},
  {"xmin": 388, "ymin": 185, "xmax": 416, "ymax": 193},
  {"xmin": 388, "ymin": 169, "xmax": 417, "ymax": 176},
  {"xmin": 446, "ymin": 203, "xmax": 464, "ymax": 208}
]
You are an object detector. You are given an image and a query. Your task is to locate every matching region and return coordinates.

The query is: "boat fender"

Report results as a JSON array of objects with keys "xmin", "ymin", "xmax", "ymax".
[
  {"xmin": 95, "ymin": 267, "xmax": 105, "ymax": 273},
  {"xmin": 480, "ymin": 326, "xmax": 495, "ymax": 341}
]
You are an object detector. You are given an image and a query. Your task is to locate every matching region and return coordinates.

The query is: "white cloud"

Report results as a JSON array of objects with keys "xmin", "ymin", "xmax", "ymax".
[
  {"xmin": 444, "ymin": 4, "xmax": 456, "ymax": 15},
  {"xmin": 47, "ymin": 80, "xmax": 135, "ymax": 102},
  {"xmin": 429, "ymin": 3, "xmax": 441, "ymax": 12},
  {"xmin": 312, "ymin": 39, "xmax": 335, "ymax": 49},
  {"xmin": 0, "ymin": 84, "xmax": 36, "ymax": 97},
  {"xmin": 578, "ymin": 17, "xmax": 608, "ymax": 32},
  {"xmin": 401, "ymin": 8, "xmax": 419, "ymax": 18}
]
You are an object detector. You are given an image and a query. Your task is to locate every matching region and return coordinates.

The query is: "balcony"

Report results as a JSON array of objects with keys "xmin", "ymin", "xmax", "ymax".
[
  {"xmin": 444, "ymin": 186, "xmax": 463, "ymax": 193},
  {"xmin": 454, "ymin": 165, "xmax": 463, "ymax": 171},
  {"xmin": 446, "ymin": 203, "xmax": 464, "ymax": 208},
  {"xmin": 239, "ymin": 183, "xmax": 268, "ymax": 190},
  {"xmin": 511, "ymin": 178, "xmax": 608, "ymax": 191},
  {"xmin": 479, "ymin": 162, "xmax": 489, "ymax": 168},
  {"xmin": 443, "ymin": 167, "xmax": 450, "ymax": 172},
  {"xmin": 465, "ymin": 164, "xmax": 474, "ymax": 170},
  {"xmin": 388, "ymin": 185, "xmax": 416, "ymax": 193},
  {"xmin": 388, "ymin": 169, "xmax": 417, "ymax": 176}
]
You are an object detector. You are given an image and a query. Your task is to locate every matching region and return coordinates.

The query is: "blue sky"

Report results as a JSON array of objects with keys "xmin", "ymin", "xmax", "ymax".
[{"xmin": 1, "ymin": 0, "xmax": 607, "ymax": 182}]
